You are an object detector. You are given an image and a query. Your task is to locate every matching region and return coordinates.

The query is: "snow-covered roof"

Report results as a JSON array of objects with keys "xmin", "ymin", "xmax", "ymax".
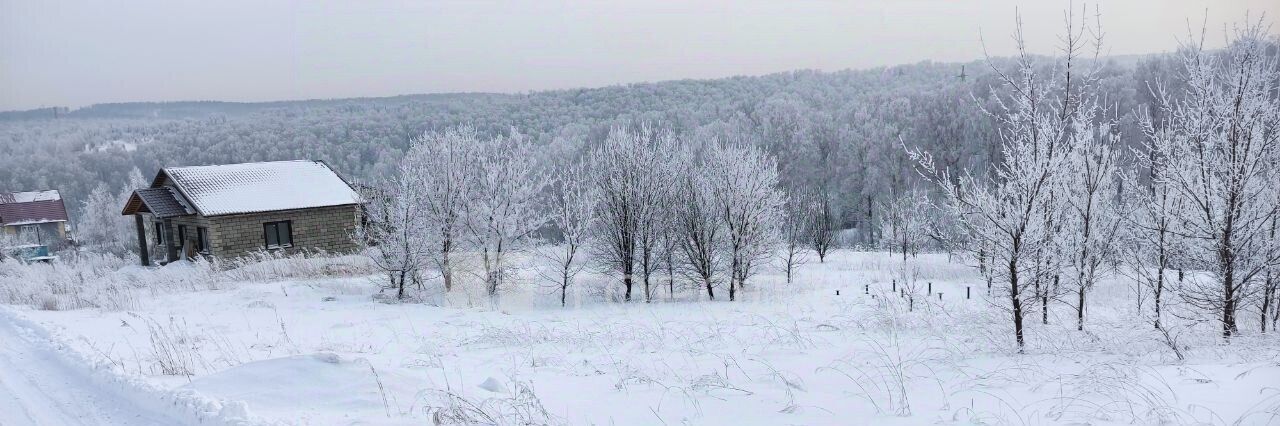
[
  {"xmin": 161, "ymin": 160, "xmax": 361, "ymax": 217},
  {"xmin": 0, "ymin": 190, "xmax": 69, "ymax": 226},
  {"xmin": 0, "ymin": 190, "xmax": 61, "ymax": 204},
  {"xmin": 122, "ymin": 187, "xmax": 194, "ymax": 218}
]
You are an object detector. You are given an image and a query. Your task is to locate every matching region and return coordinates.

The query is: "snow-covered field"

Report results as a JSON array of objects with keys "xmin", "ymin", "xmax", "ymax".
[{"xmin": 4, "ymin": 251, "xmax": 1279, "ymax": 425}]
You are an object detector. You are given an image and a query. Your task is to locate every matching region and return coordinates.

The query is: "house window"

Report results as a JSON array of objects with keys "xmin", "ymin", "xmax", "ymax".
[
  {"xmin": 196, "ymin": 227, "xmax": 209, "ymax": 254},
  {"xmin": 263, "ymin": 221, "xmax": 293, "ymax": 249},
  {"xmin": 177, "ymin": 225, "xmax": 187, "ymax": 247},
  {"xmin": 18, "ymin": 225, "xmax": 38, "ymax": 242},
  {"xmin": 154, "ymin": 222, "xmax": 164, "ymax": 245}
]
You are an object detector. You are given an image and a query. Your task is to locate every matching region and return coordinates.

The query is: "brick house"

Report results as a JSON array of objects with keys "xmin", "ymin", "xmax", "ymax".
[
  {"xmin": 0, "ymin": 190, "xmax": 70, "ymax": 248},
  {"xmin": 121, "ymin": 160, "xmax": 362, "ymax": 266}
]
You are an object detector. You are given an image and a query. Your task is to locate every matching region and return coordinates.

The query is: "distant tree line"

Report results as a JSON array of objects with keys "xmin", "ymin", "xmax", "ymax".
[{"xmin": 2, "ymin": 49, "xmax": 1164, "ymax": 248}]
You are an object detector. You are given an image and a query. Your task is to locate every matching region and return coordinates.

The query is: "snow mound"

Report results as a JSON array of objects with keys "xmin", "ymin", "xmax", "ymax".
[
  {"xmin": 182, "ymin": 353, "xmax": 390, "ymax": 422},
  {"xmin": 478, "ymin": 377, "xmax": 508, "ymax": 394}
]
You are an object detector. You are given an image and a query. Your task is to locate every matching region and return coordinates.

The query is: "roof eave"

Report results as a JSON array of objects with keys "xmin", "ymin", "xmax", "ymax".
[
  {"xmin": 200, "ymin": 202, "xmax": 361, "ymax": 218},
  {"xmin": 2, "ymin": 219, "xmax": 67, "ymax": 226}
]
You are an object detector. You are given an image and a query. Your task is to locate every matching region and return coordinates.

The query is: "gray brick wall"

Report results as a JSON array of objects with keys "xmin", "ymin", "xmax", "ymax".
[
  {"xmin": 206, "ymin": 204, "xmax": 361, "ymax": 259},
  {"xmin": 170, "ymin": 215, "xmax": 214, "ymax": 255}
]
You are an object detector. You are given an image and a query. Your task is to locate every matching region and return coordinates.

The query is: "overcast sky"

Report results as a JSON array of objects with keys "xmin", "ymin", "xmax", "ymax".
[{"xmin": 1, "ymin": 0, "xmax": 1276, "ymax": 111}]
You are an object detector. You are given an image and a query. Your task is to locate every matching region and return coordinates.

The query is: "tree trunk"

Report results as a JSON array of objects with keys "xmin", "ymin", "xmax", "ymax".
[
  {"xmin": 667, "ymin": 260, "xmax": 675, "ymax": 299},
  {"xmin": 1272, "ymin": 288, "xmax": 1279, "ymax": 330},
  {"xmin": 1010, "ymin": 257, "xmax": 1025, "ymax": 351},
  {"xmin": 1262, "ymin": 277, "xmax": 1271, "ymax": 333},
  {"xmin": 441, "ymin": 239, "xmax": 453, "ymax": 292},
  {"xmin": 1223, "ymin": 296, "xmax": 1236, "ymax": 338},
  {"xmin": 1154, "ymin": 266, "xmax": 1164, "ymax": 330},
  {"xmin": 1042, "ymin": 293, "xmax": 1049, "ymax": 325},
  {"xmin": 1264, "ymin": 217, "xmax": 1277, "ymax": 333},
  {"xmin": 624, "ymin": 274, "xmax": 633, "ymax": 302},
  {"xmin": 785, "ymin": 249, "xmax": 794, "ymax": 284},
  {"xmin": 396, "ymin": 270, "xmax": 407, "ymax": 300},
  {"xmin": 1273, "ymin": 217, "xmax": 1279, "ymax": 331},
  {"xmin": 728, "ymin": 253, "xmax": 741, "ymax": 301},
  {"xmin": 978, "ymin": 247, "xmax": 986, "ymax": 275},
  {"xmin": 1077, "ymin": 286, "xmax": 1085, "ymax": 331},
  {"xmin": 644, "ymin": 273, "xmax": 652, "ymax": 303},
  {"xmin": 1154, "ymin": 234, "xmax": 1166, "ymax": 329},
  {"xmin": 561, "ymin": 270, "xmax": 569, "ymax": 308},
  {"xmin": 866, "ymin": 194, "xmax": 874, "ymax": 245},
  {"xmin": 1034, "ymin": 271, "xmax": 1047, "ymax": 325},
  {"xmin": 482, "ymin": 246, "xmax": 502, "ymax": 298},
  {"xmin": 1220, "ymin": 240, "xmax": 1237, "ymax": 338}
]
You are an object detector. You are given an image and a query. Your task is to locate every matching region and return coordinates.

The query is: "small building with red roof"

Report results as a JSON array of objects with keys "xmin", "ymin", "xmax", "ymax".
[{"xmin": 0, "ymin": 190, "xmax": 70, "ymax": 247}]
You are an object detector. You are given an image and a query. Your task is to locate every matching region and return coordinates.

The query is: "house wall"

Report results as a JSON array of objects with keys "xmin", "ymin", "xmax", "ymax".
[
  {"xmin": 208, "ymin": 204, "xmax": 360, "ymax": 260},
  {"xmin": 139, "ymin": 213, "xmax": 175, "ymax": 264},
  {"xmin": 169, "ymin": 215, "xmax": 215, "ymax": 258},
  {"xmin": 2, "ymin": 222, "xmax": 66, "ymax": 248}
]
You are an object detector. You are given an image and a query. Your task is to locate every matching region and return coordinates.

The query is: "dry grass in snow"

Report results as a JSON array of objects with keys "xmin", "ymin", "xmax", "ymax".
[{"xmin": 3, "ymin": 250, "xmax": 1279, "ymax": 425}]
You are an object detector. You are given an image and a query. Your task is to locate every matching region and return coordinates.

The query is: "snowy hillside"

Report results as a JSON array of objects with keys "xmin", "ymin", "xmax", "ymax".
[
  {"xmin": 3, "ymin": 251, "xmax": 1277, "ymax": 425},
  {"xmin": 3, "ymin": 3, "xmax": 1279, "ymax": 426}
]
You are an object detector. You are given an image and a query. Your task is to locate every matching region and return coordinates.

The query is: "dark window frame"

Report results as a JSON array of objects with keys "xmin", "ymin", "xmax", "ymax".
[
  {"xmin": 263, "ymin": 220, "xmax": 293, "ymax": 249},
  {"xmin": 18, "ymin": 225, "xmax": 39, "ymax": 243},
  {"xmin": 196, "ymin": 227, "xmax": 209, "ymax": 254},
  {"xmin": 154, "ymin": 222, "xmax": 164, "ymax": 245}
]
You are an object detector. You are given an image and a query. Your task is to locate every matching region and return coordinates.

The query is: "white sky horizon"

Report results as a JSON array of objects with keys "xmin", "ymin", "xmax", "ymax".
[{"xmin": 2, "ymin": 0, "xmax": 1276, "ymax": 111}]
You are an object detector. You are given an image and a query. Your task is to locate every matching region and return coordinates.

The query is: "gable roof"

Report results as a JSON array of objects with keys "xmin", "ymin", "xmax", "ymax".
[
  {"xmin": 121, "ymin": 187, "xmax": 194, "ymax": 218},
  {"xmin": 0, "ymin": 190, "xmax": 69, "ymax": 226},
  {"xmin": 157, "ymin": 160, "xmax": 360, "ymax": 217}
]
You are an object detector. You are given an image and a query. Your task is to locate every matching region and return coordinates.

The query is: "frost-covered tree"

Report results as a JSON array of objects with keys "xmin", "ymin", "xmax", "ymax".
[
  {"xmin": 909, "ymin": 8, "xmax": 1099, "ymax": 350},
  {"xmin": 540, "ymin": 161, "xmax": 597, "ymax": 307},
  {"xmin": 634, "ymin": 133, "xmax": 680, "ymax": 303},
  {"xmin": 405, "ymin": 127, "xmax": 481, "ymax": 293},
  {"xmin": 672, "ymin": 150, "xmax": 724, "ymax": 300},
  {"xmin": 465, "ymin": 131, "xmax": 552, "ymax": 299},
  {"xmin": 1123, "ymin": 142, "xmax": 1187, "ymax": 331},
  {"xmin": 897, "ymin": 259, "xmax": 927, "ymax": 312},
  {"xmin": 1260, "ymin": 215, "xmax": 1278, "ymax": 332},
  {"xmin": 1060, "ymin": 113, "xmax": 1127, "ymax": 331},
  {"xmin": 1143, "ymin": 22, "xmax": 1280, "ymax": 338},
  {"xmin": 780, "ymin": 187, "xmax": 817, "ymax": 283},
  {"xmin": 356, "ymin": 173, "xmax": 432, "ymax": 300},
  {"xmin": 77, "ymin": 183, "xmax": 128, "ymax": 251},
  {"xmin": 808, "ymin": 194, "xmax": 838, "ymax": 263},
  {"xmin": 705, "ymin": 141, "xmax": 784, "ymax": 301},
  {"xmin": 76, "ymin": 168, "xmax": 146, "ymax": 255},
  {"xmin": 879, "ymin": 187, "xmax": 931, "ymax": 261},
  {"xmin": 590, "ymin": 126, "xmax": 672, "ymax": 302}
]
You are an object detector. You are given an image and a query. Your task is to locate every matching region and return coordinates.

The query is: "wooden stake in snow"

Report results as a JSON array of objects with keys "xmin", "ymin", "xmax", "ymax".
[{"xmin": 967, "ymin": 286, "xmax": 971, "ymax": 299}]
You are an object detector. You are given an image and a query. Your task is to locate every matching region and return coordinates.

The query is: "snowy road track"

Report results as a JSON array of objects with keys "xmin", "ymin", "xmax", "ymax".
[{"xmin": 0, "ymin": 314, "xmax": 179, "ymax": 426}]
